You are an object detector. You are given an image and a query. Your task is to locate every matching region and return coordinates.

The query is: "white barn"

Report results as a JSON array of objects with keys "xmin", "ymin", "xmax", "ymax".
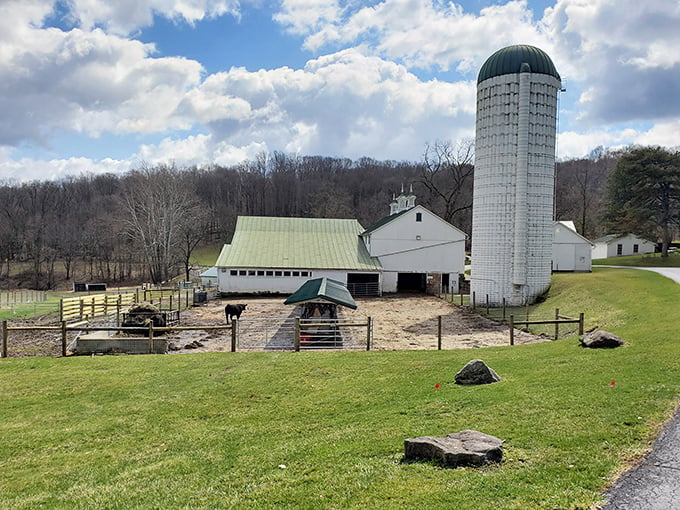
[
  {"xmin": 592, "ymin": 233, "xmax": 656, "ymax": 259},
  {"xmin": 552, "ymin": 221, "xmax": 593, "ymax": 272},
  {"xmin": 215, "ymin": 191, "xmax": 467, "ymax": 296},
  {"xmin": 360, "ymin": 192, "xmax": 466, "ymax": 294}
]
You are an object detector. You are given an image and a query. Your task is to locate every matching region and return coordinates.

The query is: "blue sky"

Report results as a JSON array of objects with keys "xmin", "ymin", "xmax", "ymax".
[{"xmin": 1, "ymin": 0, "xmax": 678, "ymax": 181}]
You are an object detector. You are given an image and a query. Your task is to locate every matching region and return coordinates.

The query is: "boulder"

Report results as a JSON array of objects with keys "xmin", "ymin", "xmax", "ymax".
[
  {"xmin": 404, "ymin": 430, "xmax": 503, "ymax": 467},
  {"xmin": 454, "ymin": 359, "xmax": 501, "ymax": 385},
  {"xmin": 580, "ymin": 330, "xmax": 625, "ymax": 348}
]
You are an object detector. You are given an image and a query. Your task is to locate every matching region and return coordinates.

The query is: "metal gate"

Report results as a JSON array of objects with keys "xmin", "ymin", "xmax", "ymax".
[{"xmin": 235, "ymin": 317, "xmax": 372, "ymax": 351}]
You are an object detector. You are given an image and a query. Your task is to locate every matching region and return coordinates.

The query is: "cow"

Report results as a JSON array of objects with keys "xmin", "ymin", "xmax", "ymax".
[{"xmin": 225, "ymin": 303, "xmax": 247, "ymax": 324}]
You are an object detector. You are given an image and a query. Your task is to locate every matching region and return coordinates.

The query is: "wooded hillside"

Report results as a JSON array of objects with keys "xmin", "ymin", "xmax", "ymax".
[{"xmin": 0, "ymin": 149, "xmax": 622, "ymax": 289}]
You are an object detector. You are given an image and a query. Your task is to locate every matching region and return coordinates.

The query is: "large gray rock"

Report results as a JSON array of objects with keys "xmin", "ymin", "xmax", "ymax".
[
  {"xmin": 404, "ymin": 430, "xmax": 503, "ymax": 467},
  {"xmin": 580, "ymin": 330, "xmax": 624, "ymax": 348},
  {"xmin": 454, "ymin": 359, "xmax": 501, "ymax": 385}
]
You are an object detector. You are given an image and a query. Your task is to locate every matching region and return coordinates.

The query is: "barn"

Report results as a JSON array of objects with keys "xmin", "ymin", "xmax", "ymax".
[
  {"xmin": 215, "ymin": 191, "xmax": 466, "ymax": 296},
  {"xmin": 592, "ymin": 233, "xmax": 656, "ymax": 259},
  {"xmin": 552, "ymin": 221, "xmax": 593, "ymax": 272},
  {"xmin": 360, "ymin": 190, "xmax": 467, "ymax": 294},
  {"xmin": 215, "ymin": 216, "xmax": 382, "ymax": 296}
]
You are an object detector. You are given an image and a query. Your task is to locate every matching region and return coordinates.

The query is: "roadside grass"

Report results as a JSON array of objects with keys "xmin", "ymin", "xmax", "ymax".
[
  {"xmin": 593, "ymin": 252, "xmax": 680, "ymax": 267},
  {"xmin": 1, "ymin": 269, "xmax": 679, "ymax": 509}
]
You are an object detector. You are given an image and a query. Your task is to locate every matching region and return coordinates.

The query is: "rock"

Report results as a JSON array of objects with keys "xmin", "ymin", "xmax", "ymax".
[
  {"xmin": 404, "ymin": 430, "xmax": 503, "ymax": 467},
  {"xmin": 167, "ymin": 342, "xmax": 181, "ymax": 351},
  {"xmin": 580, "ymin": 330, "xmax": 625, "ymax": 348},
  {"xmin": 454, "ymin": 359, "xmax": 501, "ymax": 385}
]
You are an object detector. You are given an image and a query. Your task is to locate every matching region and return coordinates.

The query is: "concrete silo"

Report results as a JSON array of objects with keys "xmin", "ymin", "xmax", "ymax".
[{"xmin": 470, "ymin": 45, "xmax": 562, "ymax": 306}]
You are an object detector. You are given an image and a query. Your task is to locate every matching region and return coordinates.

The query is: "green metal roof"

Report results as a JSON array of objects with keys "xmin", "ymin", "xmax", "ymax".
[
  {"xmin": 284, "ymin": 277, "xmax": 357, "ymax": 309},
  {"xmin": 478, "ymin": 44, "xmax": 560, "ymax": 84},
  {"xmin": 215, "ymin": 216, "xmax": 382, "ymax": 271}
]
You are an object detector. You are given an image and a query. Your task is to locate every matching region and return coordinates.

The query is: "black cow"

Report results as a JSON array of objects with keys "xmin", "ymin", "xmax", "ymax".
[{"xmin": 225, "ymin": 303, "xmax": 247, "ymax": 324}]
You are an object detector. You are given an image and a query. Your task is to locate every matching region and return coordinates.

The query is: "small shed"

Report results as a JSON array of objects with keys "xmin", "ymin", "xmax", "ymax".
[
  {"xmin": 284, "ymin": 277, "xmax": 357, "ymax": 318},
  {"xmin": 552, "ymin": 221, "xmax": 593, "ymax": 272},
  {"xmin": 200, "ymin": 267, "xmax": 218, "ymax": 288},
  {"xmin": 592, "ymin": 233, "xmax": 656, "ymax": 259}
]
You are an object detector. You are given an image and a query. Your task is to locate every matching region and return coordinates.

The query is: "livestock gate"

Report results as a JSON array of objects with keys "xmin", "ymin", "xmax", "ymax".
[{"xmin": 234, "ymin": 317, "xmax": 372, "ymax": 351}]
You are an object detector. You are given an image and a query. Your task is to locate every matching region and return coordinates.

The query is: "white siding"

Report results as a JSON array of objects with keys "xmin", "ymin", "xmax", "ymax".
[
  {"xmin": 471, "ymin": 71, "xmax": 561, "ymax": 306},
  {"xmin": 552, "ymin": 222, "xmax": 592, "ymax": 272},
  {"xmin": 592, "ymin": 234, "xmax": 656, "ymax": 259}
]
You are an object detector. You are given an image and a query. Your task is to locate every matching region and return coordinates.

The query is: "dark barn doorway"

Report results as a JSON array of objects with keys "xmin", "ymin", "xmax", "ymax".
[
  {"xmin": 397, "ymin": 273, "xmax": 426, "ymax": 293},
  {"xmin": 347, "ymin": 273, "xmax": 380, "ymax": 297}
]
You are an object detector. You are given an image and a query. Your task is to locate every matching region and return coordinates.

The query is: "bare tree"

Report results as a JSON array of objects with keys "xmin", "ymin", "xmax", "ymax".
[
  {"xmin": 420, "ymin": 139, "xmax": 475, "ymax": 232},
  {"xmin": 123, "ymin": 166, "xmax": 205, "ymax": 284}
]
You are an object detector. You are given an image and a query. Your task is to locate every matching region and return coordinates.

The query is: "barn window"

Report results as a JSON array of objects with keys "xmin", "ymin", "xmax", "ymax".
[
  {"xmin": 292, "ymin": 271, "xmax": 300, "ymax": 277},
  {"xmin": 301, "ymin": 271, "xmax": 309, "ymax": 277},
  {"xmin": 266, "ymin": 271, "xmax": 273, "ymax": 276},
  {"xmin": 248, "ymin": 270, "xmax": 255, "ymax": 276},
  {"xmin": 284, "ymin": 271, "xmax": 291, "ymax": 277},
  {"xmin": 617, "ymin": 244, "xmax": 623, "ymax": 255},
  {"xmin": 239, "ymin": 270, "xmax": 247, "ymax": 276},
  {"xmin": 230, "ymin": 270, "xmax": 237, "ymax": 276},
  {"xmin": 257, "ymin": 270, "xmax": 264, "ymax": 276},
  {"xmin": 416, "ymin": 212, "xmax": 422, "ymax": 222},
  {"xmin": 633, "ymin": 244, "xmax": 639, "ymax": 253},
  {"xmin": 275, "ymin": 271, "xmax": 282, "ymax": 277}
]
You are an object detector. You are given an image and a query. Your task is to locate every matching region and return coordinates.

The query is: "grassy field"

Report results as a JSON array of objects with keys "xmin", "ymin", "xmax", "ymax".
[
  {"xmin": 1, "ymin": 268, "xmax": 679, "ymax": 509},
  {"xmin": 593, "ymin": 252, "xmax": 680, "ymax": 267}
]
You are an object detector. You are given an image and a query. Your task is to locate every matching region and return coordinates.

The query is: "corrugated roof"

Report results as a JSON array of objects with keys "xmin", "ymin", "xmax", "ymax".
[
  {"xmin": 283, "ymin": 278, "xmax": 357, "ymax": 309},
  {"xmin": 215, "ymin": 216, "xmax": 382, "ymax": 271}
]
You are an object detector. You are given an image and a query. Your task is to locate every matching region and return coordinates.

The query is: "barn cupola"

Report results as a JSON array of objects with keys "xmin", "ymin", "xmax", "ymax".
[{"xmin": 390, "ymin": 185, "xmax": 416, "ymax": 215}]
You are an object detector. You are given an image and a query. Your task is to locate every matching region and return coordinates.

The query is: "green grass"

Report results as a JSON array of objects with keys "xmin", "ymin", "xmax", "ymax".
[
  {"xmin": 1, "ymin": 268, "xmax": 679, "ymax": 509},
  {"xmin": 191, "ymin": 244, "xmax": 223, "ymax": 267},
  {"xmin": 593, "ymin": 251, "xmax": 680, "ymax": 267}
]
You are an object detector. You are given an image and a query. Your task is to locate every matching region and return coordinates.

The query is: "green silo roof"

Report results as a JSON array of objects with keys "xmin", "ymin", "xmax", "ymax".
[
  {"xmin": 477, "ymin": 44, "xmax": 560, "ymax": 83},
  {"xmin": 215, "ymin": 216, "xmax": 382, "ymax": 271}
]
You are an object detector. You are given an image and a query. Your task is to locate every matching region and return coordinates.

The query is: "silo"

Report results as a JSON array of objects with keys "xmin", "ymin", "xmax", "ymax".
[{"xmin": 470, "ymin": 45, "xmax": 562, "ymax": 306}]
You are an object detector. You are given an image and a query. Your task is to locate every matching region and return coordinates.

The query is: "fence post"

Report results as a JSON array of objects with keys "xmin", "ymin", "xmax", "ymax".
[
  {"xmin": 486, "ymin": 294, "xmax": 490, "ymax": 315},
  {"xmin": 148, "ymin": 322, "xmax": 154, "ymax": 354},
  {"xmin": 294, "ymin": 318, "xmax": 301, "ymax": 352},
  {"xmin": 366, "ymin": 316, "xmax": 372, "ymax": 351},
  {"xmin": 502, "ymin": 298, "xmax": 506, "ymax": 322},
  {"xmin": 437, "ymin": 315, "xmax": 442, "ymax": 350},
  {"xmin": 579, "ymin": 312, "xmax": 584, "ymax": 336},
  {"xmin": 2, "ymin": 320, "xmax": 8, "ymax": 358},
  {"xmin": 509, "ymin": 315, "xmax": 515, "ymax": 346},
  {"xmin": 61, "ymin": 321, "xmax": 67, "ymax": 357},
  {"xmin": 554, "ymin": 308, "xmax": 560, "ymax": 341},
  {"xmin": 472, "ymin": 291, "xmax": 476, "ymax": 311},
  {"xmin": 231, "ymin": 320, "xmax": 237, "ymax": 352}
]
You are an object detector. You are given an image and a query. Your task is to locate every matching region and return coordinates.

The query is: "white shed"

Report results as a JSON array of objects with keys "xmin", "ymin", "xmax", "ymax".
[
  {"xmin": 552, "ymin": 221, "xmax": 593, "ymax": 272},
  {"xmin": 592, "ymin": 233, "xmax": 656, "ymax": 259}
]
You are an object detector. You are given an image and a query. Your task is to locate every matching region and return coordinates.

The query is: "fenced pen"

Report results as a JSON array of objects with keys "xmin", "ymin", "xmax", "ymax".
[{"xmin": 446, "ymin": 292, "xmax": 585, "ymax": 343}]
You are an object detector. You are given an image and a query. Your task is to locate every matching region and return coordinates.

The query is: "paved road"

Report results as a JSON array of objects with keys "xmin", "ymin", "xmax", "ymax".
[{"xmin": 599, "ymin": 266, "xmax": 680, "ymax": 509}]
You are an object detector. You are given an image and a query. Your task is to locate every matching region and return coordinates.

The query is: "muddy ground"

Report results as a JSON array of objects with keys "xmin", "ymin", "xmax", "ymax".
[{"xmin": 3, "ymin": 295, "xmax": 547, "ymax": 357}]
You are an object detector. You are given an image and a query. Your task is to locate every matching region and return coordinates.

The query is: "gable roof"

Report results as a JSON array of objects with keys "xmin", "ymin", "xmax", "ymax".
[
  {"xmin": 554, "ymin": 221, "xmax": 593, "ymax": 245},
  {"xmin": 283, "ymin": 278, "xmax": 357, "ymax": 309},
  {"xmin": 215, "ymin": 216, "xmax": 382, "ymax": 271},
  {"xmin": 592, "ymin": 233, "xmax": 656, "ymax": 245},
  {"xmin": 361, "ymin": 205, "xmax": 466, "ymax": 238}
]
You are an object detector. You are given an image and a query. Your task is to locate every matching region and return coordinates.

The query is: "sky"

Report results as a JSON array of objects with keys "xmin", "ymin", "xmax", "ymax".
[{"xmin": 1, "ymin": 0, "xmax": 679, "ymax": 182}]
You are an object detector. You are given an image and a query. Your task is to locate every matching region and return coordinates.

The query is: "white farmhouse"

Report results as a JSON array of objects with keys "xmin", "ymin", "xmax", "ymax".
[
  {"xmin": 592, "ymin": 233, "xmax": 656, "ymax": 259},
  {"xmin": 552, "ymin": 221, "xmax": 593, "ymax": 272}
]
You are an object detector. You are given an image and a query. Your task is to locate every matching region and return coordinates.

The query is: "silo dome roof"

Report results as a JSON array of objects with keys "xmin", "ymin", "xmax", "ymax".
[{"xmin": 477, "ymin": 45, "xmax": 560, "ymax": 84}]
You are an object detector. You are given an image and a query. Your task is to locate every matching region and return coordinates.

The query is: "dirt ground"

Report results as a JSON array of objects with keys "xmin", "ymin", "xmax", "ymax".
[
  {"xmin": 168, "ymin": 294, "xmax": 547, "ymax": 352},
  {"xmin": 3, "ymin": 295, "xmax": 547, "ymax": 357}
]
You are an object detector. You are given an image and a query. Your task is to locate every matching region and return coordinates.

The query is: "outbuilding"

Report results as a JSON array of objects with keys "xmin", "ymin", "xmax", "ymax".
[
  {"xmin": 552, "ymin": 221, "xmax": 593, "ymax": 272},
  {"xmin": 592, "ymin": 233, "xmax": 656, "ymax": 259}
]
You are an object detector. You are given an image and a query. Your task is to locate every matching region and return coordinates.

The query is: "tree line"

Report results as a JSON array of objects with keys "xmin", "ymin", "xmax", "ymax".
[{"xmin": 1, "ymin": 145, "xmax": 677, "ymax": 290}]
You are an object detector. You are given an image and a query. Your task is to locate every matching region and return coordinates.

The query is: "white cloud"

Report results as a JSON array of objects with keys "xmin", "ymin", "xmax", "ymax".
[
  {"xmin": 62, "ymin": 0, "xmax": 242, "ymax": 34},
  {"xmin": 185, "ymin": 49, "xmax": 476, "ymax": 160},
  {"xmin": 0, "ymin": 18, "xmax": 203, "ymax": 147}
]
